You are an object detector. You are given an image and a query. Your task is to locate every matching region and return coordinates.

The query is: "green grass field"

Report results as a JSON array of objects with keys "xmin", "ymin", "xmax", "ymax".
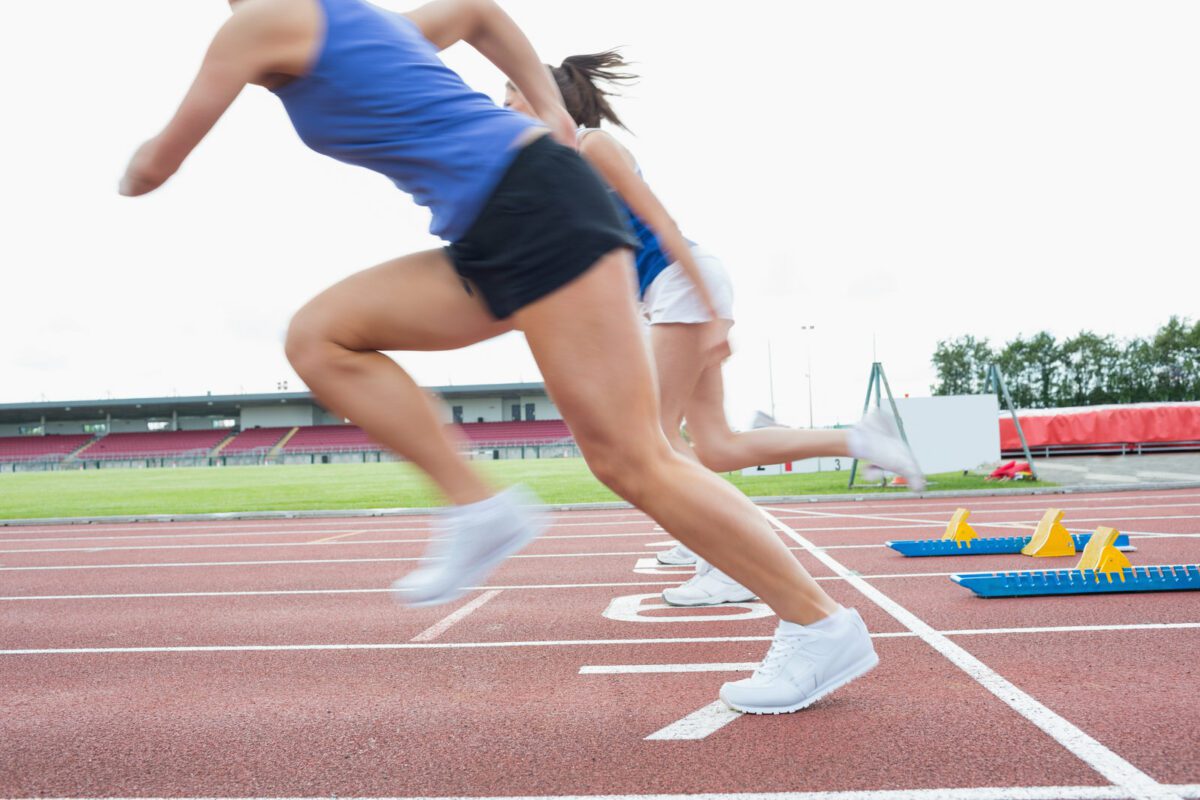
[{"xmin": 0, "ymin": 459, "xmax": 1051, "ymax": 520}]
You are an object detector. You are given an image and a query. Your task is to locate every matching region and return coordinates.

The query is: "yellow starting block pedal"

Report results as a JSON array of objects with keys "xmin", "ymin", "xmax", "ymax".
[
  {"xmin": 887, "ymin": 508, "xmax": 1131, "ymax": 557},
  {"xmin": 942, "ymin": 508, "xmax": 978, "ymax": 545},
  {"xmin": 1020, "ymin": 509, "xmax": 1076, "ymax": 557},
  {"xmin": 1075, "ymin": 526, "xmax": 1132, "ymax": 582}
]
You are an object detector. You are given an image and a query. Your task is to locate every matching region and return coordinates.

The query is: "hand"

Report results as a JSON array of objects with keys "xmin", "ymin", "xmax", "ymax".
[{"xmin": 119, "ymin": 139, "xmax": 170, "ymax": 197}]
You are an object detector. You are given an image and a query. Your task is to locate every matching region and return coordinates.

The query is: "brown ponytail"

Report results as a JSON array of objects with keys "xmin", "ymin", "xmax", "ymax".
[{"xmin": 550, "ymin": 49, "xmax": 637, "ymax": 131}]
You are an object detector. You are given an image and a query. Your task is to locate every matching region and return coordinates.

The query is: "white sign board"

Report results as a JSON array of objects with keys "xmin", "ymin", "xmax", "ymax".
[
  {"xmin": 891, "ymin": 395, "xmax": 1000, "ymax": 474},
  {"xmin": 740, "ymin": 457, "xmax": 849, "ymax": 476}
]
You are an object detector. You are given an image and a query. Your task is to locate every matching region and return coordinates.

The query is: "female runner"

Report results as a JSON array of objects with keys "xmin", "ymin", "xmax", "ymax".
[
  {"xmin": 505, "ymin": 51, "xmax": 924, "ymax": 607},
  {"xmin": 121, "ymin": 0, "xmax": 881, "ymax": 714}
]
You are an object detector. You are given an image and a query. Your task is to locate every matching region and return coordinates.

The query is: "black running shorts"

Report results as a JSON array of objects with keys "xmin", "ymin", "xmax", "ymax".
[{"xmin": 445, "ymin": 134, "xmax": 638, "ymax": 320}]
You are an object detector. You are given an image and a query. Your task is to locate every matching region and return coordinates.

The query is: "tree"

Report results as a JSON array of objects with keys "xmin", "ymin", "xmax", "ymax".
[
  {"xmin": 1058, "ymin": 331, "xmax": 1121, "ymax": 406},
  {"xmin": 931, "ymin": 336, "xmax": 993, "ymax": 395},
  {"xmin": 931, "ymin": 317, "xmax": 1198, "ymax": 409}
]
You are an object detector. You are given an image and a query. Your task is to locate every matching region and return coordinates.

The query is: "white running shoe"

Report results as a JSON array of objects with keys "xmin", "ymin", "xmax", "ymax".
[
  {"xmin": 391, "ymin": 486, "xmax": 545, "ymax": 608},
  {"xmin": 849, "ymin": 409, "xmax": 926, "ymax": 491},
  {"xmin": 720, "ymin": 607, "xmax": 879, "ymax": 714},
  {"xmin": 662, "ymin": 559, "xmax": 756, "ymax": 606},
  {"xmin": 656, "ymin": 543, "xmax": 697, "ymax": 566}
]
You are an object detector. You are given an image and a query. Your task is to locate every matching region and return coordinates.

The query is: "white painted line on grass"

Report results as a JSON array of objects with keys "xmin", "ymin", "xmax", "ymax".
[
  {"xmin": 410, "ymin": 590, "xmax": 501, "ymax": 642},
  {"xmin": 761, "ymin": 509, "xmax": 1184, "ymax": 800},
  {"xmin": 11, "ymin": 787, "xmax": 1200, "ymax": 800},
  {"xmin": 643, "ymin": 700, "xmax": 742, "ymax": 740}
]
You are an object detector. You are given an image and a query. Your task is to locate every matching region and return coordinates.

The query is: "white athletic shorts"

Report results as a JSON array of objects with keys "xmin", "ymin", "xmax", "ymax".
[{"xmin": 640, "ymin": 246, "xmax": 735, "ymax": 324}]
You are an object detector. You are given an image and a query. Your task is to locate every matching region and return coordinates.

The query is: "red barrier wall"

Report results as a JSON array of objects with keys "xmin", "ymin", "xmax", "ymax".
[{"xmin": 1000, "ymin": 403, "xmax": 1200, "ymax": 450}]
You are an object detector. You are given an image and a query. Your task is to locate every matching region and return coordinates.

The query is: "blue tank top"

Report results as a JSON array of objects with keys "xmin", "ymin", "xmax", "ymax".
[
  {"xmin": 270, "ymin": 0, "xmax": 538, "ymax": 242},
  {"xmin": 576, "ymin": 128, "xmax": 689, "ymax": 297}
]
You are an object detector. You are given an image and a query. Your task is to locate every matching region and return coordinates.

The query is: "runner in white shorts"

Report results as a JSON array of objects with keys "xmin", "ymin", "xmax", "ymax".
[{"xmin": 505, "ymin": 51, "xmax": 925, "ymax": 608}]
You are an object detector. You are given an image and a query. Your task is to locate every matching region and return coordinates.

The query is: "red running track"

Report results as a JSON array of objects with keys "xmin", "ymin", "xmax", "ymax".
[{"xmin": 1, "ymin": 489, "xmax": 1199, "ymax": 799}]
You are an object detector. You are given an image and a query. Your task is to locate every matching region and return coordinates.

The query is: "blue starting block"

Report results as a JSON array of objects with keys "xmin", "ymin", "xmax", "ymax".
[
  {"xmin": 886, "ymin": 508, "xmax": 1131, "ymax": 558},
  {"xmin": 952, "ymin": 564, "xmax": 1200, "ymax": 598},
  {"xmin": 888, "ymin": 531, "xmax": 1131, "ymax": 557},
  {"xmin": 951, "ymin": 527, "xmax": 1200, "ymax": 598}
]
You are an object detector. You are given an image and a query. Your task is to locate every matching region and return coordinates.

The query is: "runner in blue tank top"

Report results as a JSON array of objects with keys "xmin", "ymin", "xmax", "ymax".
[{"xmin": 120, "ymin": 0, "xmax": 878, "ymax": 715}]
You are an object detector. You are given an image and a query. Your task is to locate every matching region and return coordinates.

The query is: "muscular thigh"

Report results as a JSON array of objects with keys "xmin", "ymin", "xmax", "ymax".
[
  {"xmin": 513, "ymin": 251, "xmax": 665, "ymax": 453},
  {"xmin": 295, "ymin": 249, "xmax": 512, "ymax": 352}
]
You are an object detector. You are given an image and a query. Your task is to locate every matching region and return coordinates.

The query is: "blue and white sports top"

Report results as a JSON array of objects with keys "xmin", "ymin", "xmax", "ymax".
[
  {"xmin": 270, "ymin": 0, "xmax": 539, "ymax": 242},
  {"xmin": 577, "ymin": 128, "xmax": 692, "ymax": 298}
]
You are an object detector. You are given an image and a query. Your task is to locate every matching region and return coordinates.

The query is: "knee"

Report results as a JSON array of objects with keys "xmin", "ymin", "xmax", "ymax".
[
  {"xmin": 692, "ymin": 431, "xmax": 739, "ymax": 473},
  {"xmin": 583, "ymin": 437, "xmax": 672, "ymax": 503},
  {"xmin": 284, "ymin": 307, "xmax": 339, "ymax": 378}
]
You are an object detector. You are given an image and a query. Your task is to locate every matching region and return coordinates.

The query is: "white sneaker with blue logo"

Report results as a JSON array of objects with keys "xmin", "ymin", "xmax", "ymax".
[{"xmin": 720, "ymin": 607, "xmax": 878, "ymax": 714}]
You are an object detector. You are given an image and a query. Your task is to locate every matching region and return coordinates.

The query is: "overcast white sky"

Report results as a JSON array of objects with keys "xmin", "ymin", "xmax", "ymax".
[{"xmin": 2, "ymin": 1, "xmax": 1198, "ymax": 427}]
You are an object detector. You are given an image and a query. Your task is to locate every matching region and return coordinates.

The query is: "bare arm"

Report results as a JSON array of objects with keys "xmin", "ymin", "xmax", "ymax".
[
  {"xmin": 119, "ymin": 0, "xmax": 312, "ymax": 196},
  {"xmin": 580, "ymin": 132, "xmax": 720, "ymax": 321},
  {"xmin": 405, "ymin": 0, "xmax": 574, "ymax": 147}
]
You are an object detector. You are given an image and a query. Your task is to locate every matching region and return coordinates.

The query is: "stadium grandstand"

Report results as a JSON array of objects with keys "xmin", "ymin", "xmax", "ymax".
[{"xmin": 0, "ymin": 383, "xmax": 576, "ymax": 471}]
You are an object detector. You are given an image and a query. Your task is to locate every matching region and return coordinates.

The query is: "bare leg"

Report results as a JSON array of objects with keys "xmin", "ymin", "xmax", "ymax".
[
  {"xmin": 646, "ymin": 322, "xmax": 711, "ymax": 462},
  {"xmin": 515, "ymin": 253, "xmax": 839, "ymax": 624},
  {"xmin": 650, "ymin": 321, "xmax": 849, "ymax": 472},
  {"xmin": 285, "ymin": 249, "xmax": 512, "ymax": 506},
  {"xmin": 682, "ymin": 356, "xmax": 850, "ymax": 473}
]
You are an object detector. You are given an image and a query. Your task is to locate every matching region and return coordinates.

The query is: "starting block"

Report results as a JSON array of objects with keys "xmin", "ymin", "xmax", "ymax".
[
  {"xmin": 952, "ymin": 527, "xmax": 1200, "ymax": 598},
  {"xmin": 886, "ymin": 508, "xmax": 1129, "ymax": 557}
]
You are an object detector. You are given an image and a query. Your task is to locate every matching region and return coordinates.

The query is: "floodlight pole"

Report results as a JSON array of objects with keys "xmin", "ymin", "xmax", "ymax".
[
  {"xmin": 767, "ymin": 339, "xmax": 776, "ymax": 421},
  {"xmin": 800, "ymin": 325, "xmax": 815, "ymax": 428}
]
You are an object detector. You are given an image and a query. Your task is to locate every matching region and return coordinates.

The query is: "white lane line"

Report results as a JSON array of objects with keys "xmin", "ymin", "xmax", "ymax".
[
  {"xmin": 9, "ymin": 786, "xmax": 1200, "ymax": 800},
  {"xmin": 584, "ymin": 625, "xmax": 1200, "ymax": 672},
  {"xmin": 410, "ymin": 590, "xmax": 501, "ymax": 642},
  {"xmin": 643, "ymin": 700, "xmax": 742, "ymax": 740},
  {"xmin": 0, "ymin": 531, "xmax": 664, "ymax": 554},
  {"xmin": 764, "ymin": 507, "xmax": 1200, "ymax": 537},
  {"xmin": 4, "ymin": 622, "xmax": 1198, "ymax": 656},
  {"xmin": 0, "ymin": 516, "xmax": 654, "ymax": 539},
  {"xmin": 0, "ymin": 580, "xmax": 679, "ymax": 601},
  {"xmin": 582, "ymin": 663, "xmax": 756, "ymax": 674},
  {"xmin": 0, "ymin": 550, "xmax": 666, "ymax": 572},
  {"xmin": 761, "ymin": 509, "xmax": 1183, "ymax": 800},
  {"xmin": 943, "ymin": 622, "xmax": 1200, "ymax": 637},
  {"xmin": 0, "ymin": 572, "xmax": 967, "ymax": 601},
  {"xmin": 765, "ymin": 500, "xmax": 1200, "ymax": 520},
  {"xmin": 0, "ymin": 635, "xmax": 787, "ymax": 656},
  {"xmin": 10, "ymin": 787, "xmax": 1200, "ymax": 800},
  {"xmin": 0, "ymin": 522, "xmax": 936, "ymax": 546}
]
